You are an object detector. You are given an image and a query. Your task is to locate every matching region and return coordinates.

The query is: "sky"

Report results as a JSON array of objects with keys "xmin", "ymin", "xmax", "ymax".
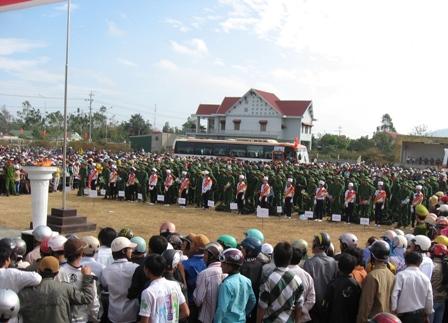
[{"xmin": 1, "ymin": 0, "xmax": 448, "ymax": 139}]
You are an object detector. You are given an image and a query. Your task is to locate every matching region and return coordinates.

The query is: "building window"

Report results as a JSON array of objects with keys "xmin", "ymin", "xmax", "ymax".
[
  {"xmin": 245, "ymin": 97, "xmax": 248, "ymax": 104},
  {"xmin": 233, "ymin": 119, "xmax": 241, "ymax": 131},
  {"xmin": 281, "ymin": 124, "xmax": 286, "ymax": 129},
  {"xmin": 259, "ymin": 120, "xmax": 267, "ymax": 132},
  {"xmin": 220, "ymin": 120, "xmax": 226, "ymax": 131},
  {"xmin": 155, "ymin": 136, "xmax": 159, "ymax": 141},
  {"xmin": 244, "ymin": 108, "xmax": 248, "ymax": 112}
]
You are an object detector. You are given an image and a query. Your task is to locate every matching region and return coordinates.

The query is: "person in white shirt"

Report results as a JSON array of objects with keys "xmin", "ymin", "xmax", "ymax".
[
  {"xmin": 410, "ymin": 235, "xmax": 434, "ymax": 279},
  {"xmin": 391, "ymin": 251, "xmax": 433, "ymax": 323},
  {"xmin": 24, "ymin": 225, "xmax": 53, "ymax": 265},
  {"xmin": 0, "ymin": 245, "xmax": 42, "ymax": 323},
  {"xmin": 56, "ymin": 238, "xmax": 100, "ymax": 323},
  {"xmin": 148, "ymin": 168, "xmax": 158, "ymax": 205},
  {"xmin": 94, "ymin": 227, "xmax": 116, "ymax": 267},
  {"xmin": 202, "ymin": 171, "xmax": 212, "ymax": 210},
  {"xmin": 101, "ymin": 237, "xmax": 139, "ymax": 323},
  {"xmin": 139, "ymin": 254, "xmax": 190, "ymax": 323}
]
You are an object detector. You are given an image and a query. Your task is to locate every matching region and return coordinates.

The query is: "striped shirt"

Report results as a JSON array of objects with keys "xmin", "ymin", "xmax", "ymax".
[
  {"xmin": 193, "ymin": 262, "xmax": 227, "ymax": 323},
  {"xmin": 259, "ymin": 267, "xmax": 304, "ymax": 323}
]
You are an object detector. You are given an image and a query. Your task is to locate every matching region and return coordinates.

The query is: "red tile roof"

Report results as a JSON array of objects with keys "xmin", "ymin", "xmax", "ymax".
[
  {"xmin": 196, "ymin": 104, "xmax": 220, "ymax": 115},
  {"xmin": 216, "ymin": 97, "xmax": 240, "ymax": 114},
  {"xmin": 195, "ymin": 89, "xmax": 311, "ymax": 117}
]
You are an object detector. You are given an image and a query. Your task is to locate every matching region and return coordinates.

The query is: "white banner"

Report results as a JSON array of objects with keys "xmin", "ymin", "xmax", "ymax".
[
  {"xmin": 89, "ymin": 190, "xmax": 97, "ymax": 198},
  {"xmin": 118, "ymin": 190, "xmax": 125, "ymax": 197},
  {"xmin": 178, "ymin": 198, "xmax": 186, "ymax": 204},
  {"xmin": 332, "ymin": 214, "xmax": 341, "ymax": 222},
  {"xmin": 277, "ymin": 206, "xmax": 283, "ymax": 213},
  {"xmin": 0, "ymin": 0, "xmax": 66, "ymax": 13},
  {"xmin": 100, "ymin": 189, "xmax": 106, "ymax": 195},
  {"xmin": 305, "ymin": 211, "xmax": 314, "ymax": 219},
  {"xmin": 157, "ymin": 195, "xmax": 165, "ymax": 202},
  {"xmin": 64, "ymin": 186, "xmax": 71, "ymax": 192},
  {"xmin": 138, "ymin": 193, "xmax": 143, "ymax": 200},
  {"xmin": 83, "ymin": 188, "xmax": 89, "ymax": 195},
  {"xmin": 207, "ymin": 200, "xmax": 215, "ymax": 208},
  {"xmin": 257, "ymin": 208, "xmax": 269, "ymax": 218},
  {"xmin": 360, "ymin": 217, "xmax": 370, "ymax": 225},
  {"xmin": 230, "ymin": 203, "xmax": 238, "ymax": 210}
]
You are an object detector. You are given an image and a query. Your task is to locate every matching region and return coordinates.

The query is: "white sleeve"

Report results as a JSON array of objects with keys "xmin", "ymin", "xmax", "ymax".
[{"xmin": 15, "ymin": 269, "xmax": 42, "ymax": 290}]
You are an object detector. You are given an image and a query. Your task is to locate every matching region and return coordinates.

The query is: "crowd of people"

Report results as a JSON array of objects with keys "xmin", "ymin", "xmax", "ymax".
[
  {"xmin": 1, "ymin": 206, "xmax": 448, "ymax": 323},
  {"xmin": 1, "ymin": 145, "xmax": 447, "ymax": 228}
]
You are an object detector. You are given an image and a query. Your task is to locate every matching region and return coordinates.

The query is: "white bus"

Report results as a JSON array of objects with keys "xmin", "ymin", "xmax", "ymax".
[{"xmin": 172, "ymin": 138, "xmax": 309, "ymax": 164}]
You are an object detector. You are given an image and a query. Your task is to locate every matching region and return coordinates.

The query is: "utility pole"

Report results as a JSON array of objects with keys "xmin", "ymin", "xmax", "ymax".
[
  {"xmin": 338, "ymin": 125, "xmax": 342, "ymax": 136},
  {"xmin": 85, "ymin": 92, "xmax": 94, "ymax": 142},
  {"xmin": 154, "ymin": 104, "xmax": 156, "ymax": 129},
  {"xmin": 105, "ymin": 107, "xmax": 113, "ymax": 142},
  {"xmin": 38, "ymin": 94, "xmax": 46, "ymax": 129}
]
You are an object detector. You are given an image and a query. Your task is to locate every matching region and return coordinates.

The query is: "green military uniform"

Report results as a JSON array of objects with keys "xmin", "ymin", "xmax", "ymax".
[
  {"xmin": 245, "ymin": 172, "xmax": 257, "ymax": 208},
  {"xmin": 4, "ymin": 164, "xmax": 16, "ymax": 196},
  {"xmin": 329, "ymin": 177, "xmax": 344, "ymax": 216},
  {"xmin": 101, "ymin": 165, "xmax": 111, "ymax": 198},
  {"xmin": 222, "ymin": 171, "xmax": 235, "ymax": 212},
  {"xmin": 272, "ymin": 176, "xmax": 284, "ymax": 209},
  {"xmin": 358, "ymin": 179, "xmax": 374, "ymax": 221},
  {"xmin": 304, "ymin": 178, "xmax": 317, "ymax": 212},
  {"xmin": 117, "ymin": 166, "xmax": 127, "ymax": 201},
  {"xmin": 396, "ymin": 182, "xmax": 412, "ymax": 228},
  {"xmin": 77, "ymin": 164, "xmax": 88, "ymax": 196},
  {"xmin": 136, "ymin": 166, "xmax": 148, "ymax": 202},
  {"xmin": 294, "ymin": 172, "xmax": 307, "ymax": 211}
]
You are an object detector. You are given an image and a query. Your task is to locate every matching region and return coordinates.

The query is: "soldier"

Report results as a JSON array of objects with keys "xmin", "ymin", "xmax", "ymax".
[
  {"xmin": 148, "ymin": 167, "xmax": 158, "ymax": 205},
  {"xmin": 117, "ymin": 165, "xmax": 127, "ymax": 201},
  {"xmin": 373, "ymin": 181, "xmax": 387, "ymax": 226},
  {"xmin": 136, "ymin": 165, "xmax": 148, "ymax": 203},
  {"xmin": 294, "ymin": 171, "xmax": 306, "ymax": 210},
  {"xmin": 245, "ymin": 171, "xmax": 257, "ymax": 208},
  {"xmin": 4, "ymin": 160, "xmax": 17, "ymax": 197},
  {"xmin": 77, "ymin": 162, "xmax": 88, "ymax": 196},
  {"xmin": 89, "ymin": 163, "xmax": 99, "ymax": 191},
  {"xmin": 108, "ymin": 165, "xmax": 119, "ymax": 200},
  {"xmin": 259, "ymin": 176, "xmax": 271, "ymax": 209},
  {"xmin": 195, "ymin": 169, "xmax": 204, "ymax": 208},
  {"xmin": 358, "ymin": 177, "xmax": 373, "ymax": 221},
  {"xmin": 163, "ymin": 169, "xmax": 174, "ymax": 206},
  {"xmin": 411, "ymin": 184, "xmax": 424, "ymax": 230},
  {"xmin": 304, "ymin": 178, "xmax": 317, "ymax": 213},
  {"xmin": 222, "ymin": 169, "xmax": 235, "ymax": 212},
  {"xmin": 395, "ymin": 181, "xmax": 412, "ymax": 229},
  {"xmin": 236, "ymin": 174, "xmax": 247, "ymax": 215},
  {"xmin": 101, "ymin": 163, "xmax": 110, "ymax": 199},
  {"xmin": 272, "ymin": 175, "xmax": 284, "ymax": 209},
  {"xmin": 284, "ymin": 178, "xmax": 295, "ymax": 219},
  {"xmin": 329, "ymin": 176, "xmax": 344, "ymax": 217},
  {"xmin": 179, "ymin": 170, "xmax": 189, "ymax": 208}
]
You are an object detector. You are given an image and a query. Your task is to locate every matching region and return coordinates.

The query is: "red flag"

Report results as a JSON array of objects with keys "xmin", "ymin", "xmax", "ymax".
[
  {"xmin": 0, "ymin": 0, "xmax": 65, "ymax": 13},
  {"xmin": 84, "ymin": 133, "xmax": 88, "ymax": 140},
  {"xmin": 293, "ymin": 137, "xmax": 299, "ymax": 149},
  {"xmin": 20, "ymin": 129, "xmax": 24, "ymax": 134},
  {"xmin": 43, "ymin": 129, "xmax": 46, "ymax": 137}
]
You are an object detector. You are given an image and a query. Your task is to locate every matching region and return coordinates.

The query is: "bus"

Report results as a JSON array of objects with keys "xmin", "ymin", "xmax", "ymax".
[{"xmin": 172, "ymin": 138, "xmax": 309, "ymax": 164}]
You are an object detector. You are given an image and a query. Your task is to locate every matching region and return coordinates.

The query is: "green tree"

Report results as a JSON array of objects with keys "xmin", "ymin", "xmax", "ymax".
[
  {"xmin": 372, "ymin": 131, "xmax": 395, "ymax": 154},
  {"xmin": 46, "ymin": 111, "xmax": 64, "ymax": 140},
  {"xmin": 16, "ymin": 101, "xmax": 43, "ymax": 131},
  {"xmin": 0, "ymin": 105, "xmax": 15, "ymax": 133},
  {"xmin": 375, "ymin": 113, "xmax": 397, "ymax": 134},
  {"xmin": 122, "ymin": 114, "xmax": 152, "ymax": 136},
  {"xmin": 348, "ymin": 136, "xmax": 375, "ymax": 151}
]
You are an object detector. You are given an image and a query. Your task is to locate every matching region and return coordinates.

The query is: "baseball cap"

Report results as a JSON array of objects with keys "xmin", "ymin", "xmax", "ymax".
[
  {"xmin": 38, "ymin": 256, "xmax": 59, "ymax": 273},
  {"xmin": 64, "ymin": 238, "xmax": 87, "ymax": 256},
  {"xmin": 82, "ymin": 236, "xmax": 100, "ymax": 255},
  {"xmin": 48, "ymin": 235, "xmax": 68, "ymax": 252},
  {"xmin": 437, "ymin": 205, "xmax": 448, "ymax": 212},
  {"xmin": 261, "ymin": 243, "xmax": 273, "ymax": 256},
  {"xmin": 111, "ymin": 237, "xmax": 137, "ymax": 252},
  {"xmin": 189, "ymin": 233, "xmax": 210, "ymax": 249}
]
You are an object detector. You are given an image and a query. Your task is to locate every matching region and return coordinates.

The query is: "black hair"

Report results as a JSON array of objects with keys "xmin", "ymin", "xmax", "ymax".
[
  {"xmin": 0, "ymin": 247, "xmax": 10, "ymax": 267},
  {"xmin": 39, "ymin": 270, "xmax": 58, "ymax": 279},
  {"xmin": 290, "ymin": 247, "xmax": 303, "ymax": 266},
  {"xmin": 145, "ymin": 254, "xmax": 166, "ymax": 277},
  {"xmin": 149, "ymin": 236, "xmax": 168, "ymax": 255},
  {"xmin": 112, "ymin": 249, "xmax": 129, "ymax": 260},
  {"xmin": 273, "ymin": 242, "xmax": 293, "ymax": 268},
  {"xmin": 66, "ymin": 252, "xmax": 82, "ymax": 263},
  {"xmin": 367, "ymin": 236, "xmax": 378, "ymax": 246},
  {"xmin": 338, "ymin": 253, "xmax": 357, "ymax": 275},
  {"xmin": 405, "ymin": 251, "xmax": 423, "ymax": 266},
  {"xmin": 98, "ymin": 227, "xmax": 117, "ymax": 248},
  {"xmin": 343, "ymin": 246, "xmax": 365, "ymax": 267}
]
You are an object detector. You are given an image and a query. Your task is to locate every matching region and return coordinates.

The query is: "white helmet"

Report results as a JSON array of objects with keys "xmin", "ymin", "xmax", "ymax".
[
  {"xmin": 412, "ymin": 235, "xmax": 431, "ymax": 251},
  {"xmin": 48, "ymin": 235, "xmax": 67, "ymax": 252},
  {"xmin": 404, "ymin": 234, "xmax": 415, "ymax": 246},
  {"xmin": 393, "ymin": 229, "xmax": 404, "ymax": 236},
  {"xmin": 33, "ymin": 225, "xmax": 52, "ymax": 242},
  {"xmin": 392, "ymin": 235, "xmax": 407, "ymax": 249},
  {"xmin": 339, "ymin": 233, "xmax": 358, "ymax": 247},
  {"xmin": 381, "ymin": 230, "xmax": 397, "ymax": 243},
  {"xmin": 0, "ymin": 289, "xmax": 20, "ymax": 320}
]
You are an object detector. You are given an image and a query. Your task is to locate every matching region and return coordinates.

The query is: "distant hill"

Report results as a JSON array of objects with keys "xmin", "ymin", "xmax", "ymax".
[{"xmin": 429, "ymin": 129, "xmax": 448, "ymax": 137}]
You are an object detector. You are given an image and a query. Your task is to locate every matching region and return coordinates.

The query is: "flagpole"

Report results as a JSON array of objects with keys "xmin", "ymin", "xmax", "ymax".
[{"xmin": 62, "ymin": 0, "xmax": 71, "ymax": 209}]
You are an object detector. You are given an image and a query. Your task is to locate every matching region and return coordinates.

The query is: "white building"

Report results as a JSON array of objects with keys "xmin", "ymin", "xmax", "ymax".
[{"xmin": 189, "ymin": 88, "xmax": 315, "ymax": 149}]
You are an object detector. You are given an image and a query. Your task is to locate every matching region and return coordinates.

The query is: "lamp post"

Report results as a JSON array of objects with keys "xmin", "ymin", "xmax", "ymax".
[
  {"xmin": 105, "ymin": 107, "xmax": 113, "ymax": 141},
  {"xmin": 38, "ymin": 94, "xmax": 46, "ymax": 129}
]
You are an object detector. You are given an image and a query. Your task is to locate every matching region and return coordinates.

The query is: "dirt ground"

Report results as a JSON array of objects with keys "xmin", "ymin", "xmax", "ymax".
[{"xmin": 1, "ymin": 192, "xmax": 391, "ymax": 253}]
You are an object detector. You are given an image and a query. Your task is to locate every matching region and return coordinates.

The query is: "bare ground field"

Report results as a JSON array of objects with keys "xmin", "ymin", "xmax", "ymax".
[{"xmin": 1, "ymin": 192, "xmax": 390, "ymax": 253}]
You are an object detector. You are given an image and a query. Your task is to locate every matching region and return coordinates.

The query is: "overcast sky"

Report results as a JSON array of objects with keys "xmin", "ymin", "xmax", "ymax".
[{"xmin": 1, "ymin": 0, "xmax": 447, "ymax": 139}]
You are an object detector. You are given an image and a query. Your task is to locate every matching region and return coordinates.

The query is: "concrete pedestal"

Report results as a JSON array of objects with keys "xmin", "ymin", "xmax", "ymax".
[{"xmin": 22, "ymin": 166, "xmax": 57, "ymax": 229}]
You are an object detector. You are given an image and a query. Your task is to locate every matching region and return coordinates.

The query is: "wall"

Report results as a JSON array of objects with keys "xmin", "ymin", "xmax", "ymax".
[{"xmin": 394, "ymin": 135, "xmax": 448, "ymax": 164}]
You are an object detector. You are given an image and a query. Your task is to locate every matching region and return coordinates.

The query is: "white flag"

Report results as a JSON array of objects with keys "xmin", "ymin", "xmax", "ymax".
[{"xmin": 0, "ymin": 0, "xmax": 66, "ymax": 13}]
